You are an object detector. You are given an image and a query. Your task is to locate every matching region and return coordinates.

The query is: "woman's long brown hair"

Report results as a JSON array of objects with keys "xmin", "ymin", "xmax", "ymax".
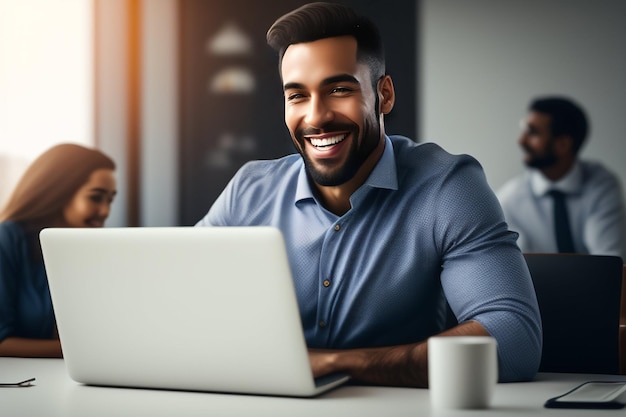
[{"xmin": 0, "ymin": 143, "xmax": 116, "ymax": 234}]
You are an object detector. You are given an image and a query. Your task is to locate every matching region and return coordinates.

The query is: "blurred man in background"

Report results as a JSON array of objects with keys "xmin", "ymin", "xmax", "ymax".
[{"xmin": 498, "ymin": 96, "xmax": 626, "ymax": 259}]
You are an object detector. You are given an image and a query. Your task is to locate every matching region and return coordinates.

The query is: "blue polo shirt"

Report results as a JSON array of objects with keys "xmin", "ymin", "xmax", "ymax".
[{"xmin": 196, "ymin": 135, "xmax": 542, "ymax": 382}]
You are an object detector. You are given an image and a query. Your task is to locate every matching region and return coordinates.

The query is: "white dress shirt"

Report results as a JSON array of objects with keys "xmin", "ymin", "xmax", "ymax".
[{"xmin": 497, "ymin": 160, "xmax": 626, "ymax": 259}]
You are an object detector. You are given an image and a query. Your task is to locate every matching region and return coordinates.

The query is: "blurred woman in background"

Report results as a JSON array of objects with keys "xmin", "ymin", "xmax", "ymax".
[{"xmin": 0, "ymin": 143, "xmax": 116, "ymax": 357}]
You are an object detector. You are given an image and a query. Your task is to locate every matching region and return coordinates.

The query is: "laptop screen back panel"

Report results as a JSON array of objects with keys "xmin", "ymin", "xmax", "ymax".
[{"xmin": 41, "ymin": 227, "xmax": 322, "ymax": 396}]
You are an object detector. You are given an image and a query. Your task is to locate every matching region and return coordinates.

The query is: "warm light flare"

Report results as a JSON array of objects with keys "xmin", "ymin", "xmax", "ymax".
[{"xmin": 0, "ymin": 0, "xmax": 93, "ymax": 206}]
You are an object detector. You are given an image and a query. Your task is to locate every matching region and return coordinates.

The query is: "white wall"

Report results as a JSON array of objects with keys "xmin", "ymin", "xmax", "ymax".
[
  {"xmin": 140, "ymin": 0, "xmax": 178, "ymax": 226},
  {"xmin": 420, "ymin": 0, "xmax": 626, "ymax": 192},
  {"xmin": 0, "ymin": 0, "xmax": 94, "ymax": 208}
]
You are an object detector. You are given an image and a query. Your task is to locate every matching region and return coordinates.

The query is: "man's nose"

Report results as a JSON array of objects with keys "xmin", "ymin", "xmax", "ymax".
[
  {"xmin": 304, "ymin": 96, "xmax": 334, "ymax": 127},
  {"xmin": 517, "ymin": 132, "xmax": 528, "ymax": 147}
]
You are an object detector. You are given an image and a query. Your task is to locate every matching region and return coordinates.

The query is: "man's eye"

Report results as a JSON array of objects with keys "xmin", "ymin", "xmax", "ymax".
[
  {"xmin": 330, "ymin": 87, "xmax": 351, "ymax": 94},
  {"xmin": 89, "ymin": 195, "xmax": 104, "ymax": 203},
  {"xmin": 286, "ymin": 93, "xmax": 305, "ymax": 101}
]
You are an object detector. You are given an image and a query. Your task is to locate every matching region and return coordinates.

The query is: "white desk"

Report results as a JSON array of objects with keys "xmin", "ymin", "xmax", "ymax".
[{"xmin": 2, "ymin": 358, "xmax": 626, "ymax": 416}]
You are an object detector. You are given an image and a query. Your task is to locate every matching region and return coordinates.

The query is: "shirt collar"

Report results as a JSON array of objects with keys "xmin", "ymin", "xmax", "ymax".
[
  {"xmin": 362, "ymin": 135, "xmax": 398, "ymax": 191},
  {"xmin": 294, "ymin": 135, "xmax": 398, "ymax": 204},
  {"xmin": 530, "ymin": 160, "xmax": 583, "ymax": 197}
]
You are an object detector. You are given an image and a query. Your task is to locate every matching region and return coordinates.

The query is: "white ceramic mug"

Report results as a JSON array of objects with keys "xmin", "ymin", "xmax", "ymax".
[{"xmin": 428, "ymin": 335, "xmax": 498, "ymax": 409}]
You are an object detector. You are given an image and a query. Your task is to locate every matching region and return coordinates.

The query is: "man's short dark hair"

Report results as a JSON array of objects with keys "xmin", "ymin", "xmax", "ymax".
[
  {"xmin": 529, "ymin": 96, "xmax": 589, "ymax": 154},
  {"xmin": 266, "ymin": 2, "xmax": 385, "ymax": 86}
]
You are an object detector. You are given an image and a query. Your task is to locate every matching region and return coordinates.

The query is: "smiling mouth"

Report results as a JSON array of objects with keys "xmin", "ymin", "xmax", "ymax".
[{"xmin": 307, "ymin": 134, "xmax": 347, "ymax": 149}]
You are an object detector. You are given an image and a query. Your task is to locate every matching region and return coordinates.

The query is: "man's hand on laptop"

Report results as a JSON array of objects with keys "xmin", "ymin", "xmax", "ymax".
[
  {"xmin": 307, "ymin": 321, "xmax": 489, "ymax": 388},
  {"xmin": 308, "ymin": 344, "xmax": 429, "ymax": 388}
]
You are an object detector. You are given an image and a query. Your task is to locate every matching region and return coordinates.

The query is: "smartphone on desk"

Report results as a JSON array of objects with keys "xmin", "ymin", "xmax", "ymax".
[{"xmin": 545, "ymin": 381, "xmax": 626, "ymax": 409}]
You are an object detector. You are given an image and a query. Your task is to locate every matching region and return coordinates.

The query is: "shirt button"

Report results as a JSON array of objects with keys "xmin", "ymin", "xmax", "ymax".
[
  {"xmin": 319, "ymin": 320, "xmax": 327, "ymax": 328},
  {"xmin": 323, "ymin": 279, "xmax": 331, "ymax": 287},
  {"xmin": 334, "ymin": 224, "xmax": 340, "ymax": 231}
]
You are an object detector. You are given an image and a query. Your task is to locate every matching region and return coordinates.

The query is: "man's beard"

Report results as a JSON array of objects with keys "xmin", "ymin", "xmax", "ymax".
[
  {"xmin": 295, "ymin": 120, "xmax": 380, "ymax": 187},
  {"xmin": 523, "ymin": 144, "xmax": 558, "ymax": 169}
]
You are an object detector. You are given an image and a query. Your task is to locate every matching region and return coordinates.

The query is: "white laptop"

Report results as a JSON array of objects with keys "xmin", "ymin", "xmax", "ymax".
[{"xmin": 39, "ymin": 226, "xmax": 349, "ymax": 397}]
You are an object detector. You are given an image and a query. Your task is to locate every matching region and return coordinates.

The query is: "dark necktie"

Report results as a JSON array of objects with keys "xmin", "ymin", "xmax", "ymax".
[{"xmin": 548, "ymin": 190, "xmax": 575, "ymax": 253}]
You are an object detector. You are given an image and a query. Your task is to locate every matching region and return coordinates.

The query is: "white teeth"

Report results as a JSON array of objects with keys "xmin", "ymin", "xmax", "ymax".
[{"xmin": 310, "ymin": 135, "xmax": 345, "ymax": 148}]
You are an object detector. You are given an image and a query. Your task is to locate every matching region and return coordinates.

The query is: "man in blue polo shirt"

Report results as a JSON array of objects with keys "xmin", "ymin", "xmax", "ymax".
[{"xmin": 196, "ymin": 2, "xmax": 542, "ymax": 387}]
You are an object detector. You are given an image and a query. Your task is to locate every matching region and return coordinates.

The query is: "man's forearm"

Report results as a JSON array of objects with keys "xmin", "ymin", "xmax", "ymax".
[{"xmin": 309, "ymin": 320, "xmax": 489, "ymax": 388}]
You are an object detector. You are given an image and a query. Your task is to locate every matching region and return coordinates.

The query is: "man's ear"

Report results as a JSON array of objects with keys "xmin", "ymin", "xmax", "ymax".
[
  {"xmin": 378, "ymin": 75, "xmax": 395, "ymax": 115},
  {"xmin": 554, "ymin": 135, "xmax": 574, "ymax": 156}
]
